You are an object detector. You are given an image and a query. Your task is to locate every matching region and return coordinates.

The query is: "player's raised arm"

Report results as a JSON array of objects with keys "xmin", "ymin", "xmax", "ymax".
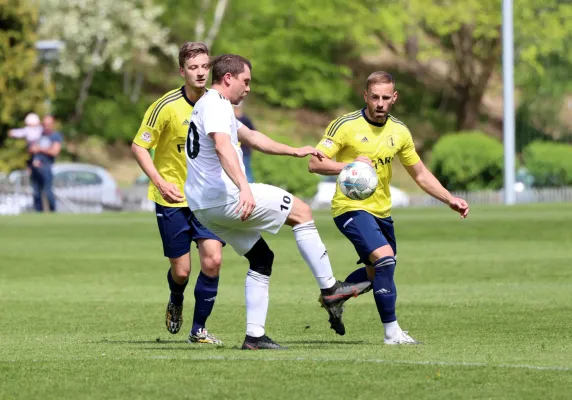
[
  {"xmin": 237, "ymin": 125, "xmax": 324, "ymax": 159},
  {"xmin": 405, "ymin": 160, "xmax": 469, "ymax": 219}
]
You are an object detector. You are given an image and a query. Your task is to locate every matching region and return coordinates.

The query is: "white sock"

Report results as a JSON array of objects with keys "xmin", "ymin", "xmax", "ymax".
[
  {"xmin": 383, "ymin": 320, "xmax": 401, "ymax": 339},
  {"xmin": 245, "ymin": 269, "xmax": 269, "ymax": 337},
  {"xmin": 292, "ymin": 220, "xmax": 337, "ymax": 289}
]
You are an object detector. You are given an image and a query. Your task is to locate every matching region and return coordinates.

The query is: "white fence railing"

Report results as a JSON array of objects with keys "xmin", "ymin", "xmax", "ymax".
[
  {"xmin": 0, "ymin": 182, "xmax": 129, "ymax": 215},
  {"xmin": 407, "ymin": 187, "xmax": 572, "ymax": 207},
  {"xmin": 2, "ymin": 182, "xmax": 571, "ymax": 215}
]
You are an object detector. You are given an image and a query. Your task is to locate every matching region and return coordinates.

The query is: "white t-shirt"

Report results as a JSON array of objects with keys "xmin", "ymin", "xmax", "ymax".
[{"xmin": 184, "ymin": 89, "xmax": 244, "ymax": 210}]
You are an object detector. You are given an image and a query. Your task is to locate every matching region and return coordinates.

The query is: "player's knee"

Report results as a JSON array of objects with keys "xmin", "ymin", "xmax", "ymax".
[
  {"xmin": 244, "ymin": 238, "xmax": 274, "ymax": 276},
  {"xmin": 287, "ymin": 198, "xmax": 313, "ymax": 226},
  {"xmin": 373, "ymin": 255, "xmax": 396, "ymax": 272},
  {"xmin": 368, "ymin": 245, "xmax": 395, "ymax": 264},
  {"xmin": 200, "ymin": 253, "xmax": 222, "ymax": 277},
  {"xmin": 169, "ymin": 256, "xmax": 191, "ymax": 280},
  {"xmin": 171, "ymin": 266, "xmax": 191, "ymax": 281}
]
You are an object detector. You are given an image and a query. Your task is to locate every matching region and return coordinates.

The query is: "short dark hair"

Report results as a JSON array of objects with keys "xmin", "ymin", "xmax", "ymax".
[
  {"xmin": 210, "ymin": 54, "xmax": 252, "ymax": 84},
  {"xmin": 178, "ymin": 42, "xmax": 209, "ymax": 68},
  {"xmin": 366, "ymin": 71, "xmax": 395, "ymax": 90}
]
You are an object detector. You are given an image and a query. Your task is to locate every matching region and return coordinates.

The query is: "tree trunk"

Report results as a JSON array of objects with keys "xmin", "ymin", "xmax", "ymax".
[
  {"xmin": 130, "ymin": 71, "xmax": 144, "ymax": 103},
  {"xmin": 452, "ymin": 27, "xmax": 501, "ymax": 132},
  {"xmin": 68, "ymin": 66, "xmax": 97, "ymax": 125},
  {"xmin": 204, "ymin": 0, "xmax": 229, "ymax": 48},
  {"xmin": 455, "ymin": 86, "xmax": 481, "ymax": 131},
  {"xmin": 194, "ymin": 0, "xmax": 210, "ymax": 41},
  {"xmin": 68, "ymin": 37, "xmax": 106, "ymax": 125},
  {"xmin": 123, "ymin": 70, "xmax": 131, "ymax": 96}
]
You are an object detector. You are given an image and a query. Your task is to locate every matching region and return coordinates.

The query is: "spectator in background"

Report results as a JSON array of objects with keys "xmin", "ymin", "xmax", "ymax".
[
  {"xmin": 8, "ymin": 113, "xmax": 44, "ymax": 169},
  {"xmin": 233, "ymin": 101, "xmax": 255, "ymax": 183},
  {"xmin": 28, "ymin": 115, "xmax": 63, "ymax": 212}
]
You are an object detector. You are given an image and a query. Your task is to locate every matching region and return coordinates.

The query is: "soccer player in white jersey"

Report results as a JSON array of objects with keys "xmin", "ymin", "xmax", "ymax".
[{"xmin": 184, "ymin": 54, "xmax": 371, "ymax": 349}]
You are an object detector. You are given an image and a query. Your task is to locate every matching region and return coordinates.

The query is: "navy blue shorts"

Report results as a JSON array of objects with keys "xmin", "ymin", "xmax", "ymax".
[
  {"xmin": 155, "ymin": 203, "xmax": 224, "ymax": 258},
  {"xmin": 333, "ymin": 210, "xmax": 396, "ymax": 265}
]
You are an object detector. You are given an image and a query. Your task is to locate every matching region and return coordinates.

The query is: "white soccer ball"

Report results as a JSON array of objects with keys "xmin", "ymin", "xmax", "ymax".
[{"xmin": 338, "ymin": 161, "xmax": 378, "ymax": 200}]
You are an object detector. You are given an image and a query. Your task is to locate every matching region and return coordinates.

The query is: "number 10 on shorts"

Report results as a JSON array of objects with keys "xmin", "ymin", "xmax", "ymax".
[{"xmin": 280, "ymin": 195, "xmax": 292, "ymax": 211}]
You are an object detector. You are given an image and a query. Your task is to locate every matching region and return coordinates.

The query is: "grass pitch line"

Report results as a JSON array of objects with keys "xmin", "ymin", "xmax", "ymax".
[{"xmin": 147, "ymin": 355, "xmax": 572, "ymax": 372}]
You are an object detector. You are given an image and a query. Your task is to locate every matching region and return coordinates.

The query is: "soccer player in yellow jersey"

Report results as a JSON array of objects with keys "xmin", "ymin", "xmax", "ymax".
[
  {"xmin": 131, "ymin": 42, "xmax": 224, "ymax": 345},
  {"xmin": 309, "ymin": 71, "xmax": 469, "ymax": 344}
]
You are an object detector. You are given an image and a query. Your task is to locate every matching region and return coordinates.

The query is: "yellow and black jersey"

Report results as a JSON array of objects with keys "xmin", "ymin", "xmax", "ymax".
[
  {"xmin": 316, "ymin": 109, "xmax": 420, "ymax": 218},
  {"xmin": 133, "ymin": 86, "xmax": 196, "ymax": 207}
]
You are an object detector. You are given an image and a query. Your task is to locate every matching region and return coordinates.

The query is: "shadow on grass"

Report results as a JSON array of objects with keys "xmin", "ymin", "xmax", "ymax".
[
  {"xmin": 280, "ymin": 340, "xmax": 368, "ymax": 345},
  {"xmin": 100, "ymin": 338, "xmax": 188, "ymax": 344}
]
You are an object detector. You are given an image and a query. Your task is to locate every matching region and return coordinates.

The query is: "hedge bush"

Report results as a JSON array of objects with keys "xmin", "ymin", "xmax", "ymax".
[
  {"xmin": 523, "ymin": 141, "xmax": 572, "ymax": 187},
  {"xmin": 251, "ymin": 135, "xmax": 320, "ymax": 199},
  {"xmin": 429, "ymin": 131, "xmax": 504, "ymax": 191}
]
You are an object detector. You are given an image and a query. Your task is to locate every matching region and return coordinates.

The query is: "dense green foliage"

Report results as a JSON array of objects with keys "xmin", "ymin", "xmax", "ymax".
[
  {"xmin": 0, "ymin": 0, "xmax": 46, "ymax": 171},
  {"xmin": 429, "ymin": 131, "xmax": 504, "ymax": 191},
  {"xmin": 212, "ymin": 0, "xmax": 378, "ymax": 110},
  {"xmin": 523, "ymin": 141, "xmax": 572, "ymax": 187},
  {"xmin": 251, "ymin": 135, "xmax": 320, "ymax": 198},
  {"xmin": 51, "ymin": 68, "xmax": 150, "ymax": 142}
]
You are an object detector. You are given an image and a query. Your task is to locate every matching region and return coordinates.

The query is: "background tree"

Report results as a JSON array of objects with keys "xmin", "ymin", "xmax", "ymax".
[
  {"xmin": 374, "ymin": 0, "xmax": 572, "ymax": 131},
  {"xmin": 212, "ymin": 0, "xmax": 385, "ymax": 110},
  {"xmin": 37, "ymin": 0, "xmax": 177, "ymax": 124},
  {"xmin": 0, "ymin": 0, "xmax": 46, "ymax": 147}
]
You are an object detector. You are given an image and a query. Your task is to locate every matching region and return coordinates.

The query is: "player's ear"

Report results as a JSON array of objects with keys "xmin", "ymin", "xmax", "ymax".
[
  {"xmin": 392, "ymin": 91, "xmax": 398, "ymax": 104},
  {"xmin": 363, "ymin": 89, "xmax": 368, "ymax": 103},
  {"xmin": 224, "ymin": 72, "xmax": 233, "ymax": 86},
  {"xmin": 179, "ymin": 67, "xmax": 184, "ymax": 78}
]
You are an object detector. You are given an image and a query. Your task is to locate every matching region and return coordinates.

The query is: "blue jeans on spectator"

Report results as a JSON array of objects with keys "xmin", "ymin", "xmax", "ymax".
[
  {"xmin": 30, "ymin": 165, "xmax": 56, "ymax": 212},
  {"xmin": 244, "ymin": 154, "xmax": 254, "ymax": 183}
]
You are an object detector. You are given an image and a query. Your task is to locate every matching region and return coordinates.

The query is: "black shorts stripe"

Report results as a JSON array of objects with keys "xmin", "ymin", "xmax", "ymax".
[
  {"xmin": 327, "ymin": 111, "xmax": 361, "ymax": 137},
  {"xmin": 147, "ymin": 91, "xmax": 182, "ymax": 127}
]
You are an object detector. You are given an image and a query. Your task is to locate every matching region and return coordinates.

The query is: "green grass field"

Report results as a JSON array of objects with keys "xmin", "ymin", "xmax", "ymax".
[{"xmin": 2, "ymin": 204, "xmax": 572, "ymax": 399}]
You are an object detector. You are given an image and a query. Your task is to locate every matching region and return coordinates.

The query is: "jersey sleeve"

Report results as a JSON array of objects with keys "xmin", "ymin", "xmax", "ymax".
[
  {"xmin": 204, "ymin": 99, "xmax": 233, "ymax": 136},
  {"xmin": 133, "ymin": 100, "xmax": 170, "ymax": 149},
  {"xmin": 315, "ymin": 119, "xmax": 346, "ymax": 159},
  {"xmin": 397, "ymin": 129, "xmax": 420, "ymax": 167},
  {"xmin": 52, "ymin": 132, "xmax": 64, "ymax": 144}
]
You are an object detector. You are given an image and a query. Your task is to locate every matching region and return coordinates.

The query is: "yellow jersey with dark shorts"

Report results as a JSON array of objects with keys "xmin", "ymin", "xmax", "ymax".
[
  {"xmin": 133, "ymin": 86, "xmax": 195, "ymax": 208},
  {"xmin": 316, "ymin": 108, "xmax": 420, "ymax": 219}
]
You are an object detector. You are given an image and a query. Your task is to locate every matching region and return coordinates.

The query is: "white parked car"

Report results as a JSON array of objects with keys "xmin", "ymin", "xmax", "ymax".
[
  {"xmin": 5, "ymin": 163, "xmax": 123, "ymax": 213},
  {"xmin": 311, "ymin": 176, "xmax": 410, "ymax": 209}
]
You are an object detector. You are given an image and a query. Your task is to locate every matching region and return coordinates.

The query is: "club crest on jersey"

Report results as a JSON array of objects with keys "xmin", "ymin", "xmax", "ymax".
[
  {"xmin": 141, "ymin": 131, "xmax": 152, "ymax": 143},
  {"xmin": 321, "ymin": 139, "xmax": 334, "ymax": 149},
  {"xmin": 386, "ymin": 135, "xmax": 395, "ymax": 148}
]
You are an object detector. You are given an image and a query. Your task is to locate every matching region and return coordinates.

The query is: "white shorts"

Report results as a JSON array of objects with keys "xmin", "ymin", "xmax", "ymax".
[{"xmin": 193, "ymin": 183, "xmax": 294, "ymax": 256}]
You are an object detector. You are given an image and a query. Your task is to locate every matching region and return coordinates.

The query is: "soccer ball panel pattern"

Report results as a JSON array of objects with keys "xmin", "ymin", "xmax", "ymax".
[{"xmin": 338, "ymin": 161, "xmax": 378, "ymax": 200}]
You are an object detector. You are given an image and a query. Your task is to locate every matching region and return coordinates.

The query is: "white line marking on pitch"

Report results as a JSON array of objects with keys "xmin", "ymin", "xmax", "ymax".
[
  {"xmin": 4, "ymin": 356, "xmax": 572, "ymax": 372},
  {"xmin": 146, "ymin": 355, "xmax": 572, "ymax": 372}
]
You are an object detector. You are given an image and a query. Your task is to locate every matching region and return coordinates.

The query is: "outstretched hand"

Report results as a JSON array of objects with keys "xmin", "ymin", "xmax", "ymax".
[
  {"xmin": 448, "ymin": 197, "xmax": 469, "ymax": 219},
  {"xmin": 294, "ymin": 146, "xmax": 325, "ymax": 161}
]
